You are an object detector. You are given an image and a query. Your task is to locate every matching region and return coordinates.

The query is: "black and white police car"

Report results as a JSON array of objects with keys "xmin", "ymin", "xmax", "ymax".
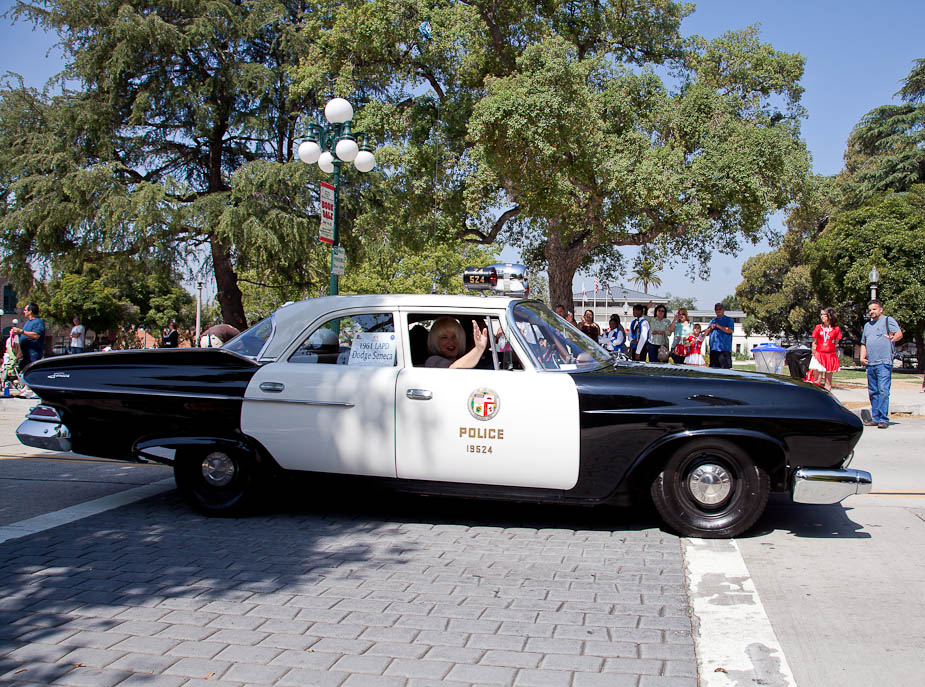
[{"xmin": 18, "ymin": 264, "xmax": 870, "ymax": 537}]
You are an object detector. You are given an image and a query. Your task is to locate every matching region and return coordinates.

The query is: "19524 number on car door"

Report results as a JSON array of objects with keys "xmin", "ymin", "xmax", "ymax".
[{"xmin": 395, "ymin": 366, "xmax": 580, "ymax": 489}]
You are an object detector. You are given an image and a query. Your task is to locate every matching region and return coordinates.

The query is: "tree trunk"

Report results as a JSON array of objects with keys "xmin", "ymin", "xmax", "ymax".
[
  {"xmin": 210, "ymin": 234, "xmax": 247, "ymax": 331},
  {"xmin": 544, "ymin": 222, "xmax": 592, "ymax": 316}
]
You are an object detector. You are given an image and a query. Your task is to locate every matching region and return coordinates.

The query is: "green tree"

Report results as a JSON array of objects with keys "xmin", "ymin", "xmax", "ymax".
[
  {"xmin": 721, "ymin": 295, "xmax": 740, "ymax": 311},
  {"xmin": 39, "ymin": 272, "xmax": 129, "ymax": 335},
  {"xmin": 844, "ymin": 59, "xmax": 925, "ymax": 205},
  {"xmin": 343, "ymin": 237, "xmax": 499, "ymax": 296},
  {"xmin": 805, "ymin": 185, "xmax": 925, "ymax": 369},
  {"xmin": 734, "ymin": 174, "xmax": 847, "ymax": 337},
  {"xmin": 294, "ymin": 2, "xmax": 810, "ymax": 313},
  {"xmin": 736, "ymin": 234, "xmax": 819, "ymax": 339},
  {"xmin": 630, "ymin": 256, "xmax": 663, "ymax": 294},
  {"xmin": 34, "ymin": 257, "xmax": 195, "ymax": 345},
  {"xmin": 1, "ymin": 0, "xmax": 327, "ymax": 330},
  {"xmin": 666, "ymin": 294, "xmax": 697, "ymax": 312}
]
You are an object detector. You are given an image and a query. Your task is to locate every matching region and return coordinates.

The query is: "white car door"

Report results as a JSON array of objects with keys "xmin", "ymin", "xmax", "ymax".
[
  {"xmin": 241, "ymin": 311, "xmax": 399, "ymax": 477},
  {"xmin": 395, "ymin": 364, "xmax": 580, "ymax": 490}
]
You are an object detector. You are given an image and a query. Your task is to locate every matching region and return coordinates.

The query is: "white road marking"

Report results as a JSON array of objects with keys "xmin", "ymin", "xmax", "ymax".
[
  {"xmin": 684, "ymin": 538, "xmax": 797, "ymax": 687},
  {"xmin": 0, "ymin": 478, "xmax": 175, "ymax": 544}
]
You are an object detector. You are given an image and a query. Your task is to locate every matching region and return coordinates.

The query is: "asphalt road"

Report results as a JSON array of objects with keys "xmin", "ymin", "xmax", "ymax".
[{"xmin": 1, "ymin": 390, "xmax": 924, "ymax": 686}]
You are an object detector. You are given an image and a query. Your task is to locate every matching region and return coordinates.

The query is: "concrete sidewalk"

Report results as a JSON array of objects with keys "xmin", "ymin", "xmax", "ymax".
[{"xmin": 830, "ymin": 376, "xmax": 925, "ymax": 417}]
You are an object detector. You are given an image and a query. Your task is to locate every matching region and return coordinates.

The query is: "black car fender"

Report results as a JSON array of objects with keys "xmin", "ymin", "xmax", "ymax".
[
  {"xmin": 133, "ymin": 435, "xmax": 275, "ymax": 469},
  {"xmin": 621, "ymin": 427, "xmax": 789, "ymax": 492}
]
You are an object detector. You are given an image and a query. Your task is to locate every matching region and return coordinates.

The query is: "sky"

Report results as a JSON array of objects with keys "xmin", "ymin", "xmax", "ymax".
[{"xmin": 1, "ymin": 1, "xmax": 924, "ymax": 307}]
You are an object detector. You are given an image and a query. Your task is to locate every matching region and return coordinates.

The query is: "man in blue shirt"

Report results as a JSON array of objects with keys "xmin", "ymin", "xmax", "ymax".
[
  {"xmin": 860, "ymin": 299, "xmax": 902, "ymax": 428},
  {"xmin": 12, "ymin": 303, "xmax": 46, "ymax": 366},
  {"xmin": 705, "ymin": 303, "xmax": 734, "ymax": 369}
]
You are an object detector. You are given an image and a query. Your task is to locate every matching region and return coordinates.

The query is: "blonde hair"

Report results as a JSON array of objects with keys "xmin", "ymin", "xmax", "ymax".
[{"xmin": 427, "ymin": 317, "xmax": 466, "ymax": 357}]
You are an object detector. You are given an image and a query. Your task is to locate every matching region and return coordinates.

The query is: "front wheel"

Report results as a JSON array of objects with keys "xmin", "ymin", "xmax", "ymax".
[
  {"xmin": 174, "ymin": 446, "xmax": 264, "ymax": 516},
  {"xmin": 650, "ymin": 439, "xmax": 769, "ymax": 538}
]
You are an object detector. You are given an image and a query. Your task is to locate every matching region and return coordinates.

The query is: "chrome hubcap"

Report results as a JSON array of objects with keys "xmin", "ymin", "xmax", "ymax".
[
  {"xmin": 202, "ymin": 452, "xmax": 235, "ymax": 487},
  {"xmin": 687, "ymin": 463, "xmax": 732, "ymax": 506}
]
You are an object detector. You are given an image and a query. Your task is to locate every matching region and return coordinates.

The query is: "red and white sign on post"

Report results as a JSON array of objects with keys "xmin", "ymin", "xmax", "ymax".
[{"xmin": 319, "ymin": 181, "xmax": 335, "ymax": 244}]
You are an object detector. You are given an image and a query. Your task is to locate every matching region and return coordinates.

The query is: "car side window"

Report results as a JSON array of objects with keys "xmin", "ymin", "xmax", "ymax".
[
  {"xmin": 406, "ymin": 314, "xmax": 523, "ymax": 370},
  {"xmin": 290, "ymin": 313, "xmax": 397, "ymax": 366}
]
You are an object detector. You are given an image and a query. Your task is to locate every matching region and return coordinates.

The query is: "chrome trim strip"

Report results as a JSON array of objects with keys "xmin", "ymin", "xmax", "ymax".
[
  {"xmin": 842, "ymin": 450, "xmax": 855, "ymax": 469},
  {"xmin": 245, "ymin": 397, "xmax": 355, "ymax": 408},
  {"xmin": 791, "ymin": 468, "xmax": 873, "ymax": 504},
  {"xmin": 26, "ymin": 386, "xmax": 241, "ymax": 401}
]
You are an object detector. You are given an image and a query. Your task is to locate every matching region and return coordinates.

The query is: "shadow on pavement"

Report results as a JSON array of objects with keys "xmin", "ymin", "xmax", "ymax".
[{"xmin": 745, "ymin": 494, "xmax": 871, "ymax": 539}]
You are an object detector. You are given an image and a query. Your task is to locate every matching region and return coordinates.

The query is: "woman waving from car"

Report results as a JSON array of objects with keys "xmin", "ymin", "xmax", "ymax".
[{"xmin": 425, "ymin": 317, "xmax": 488, "ymax": 369}]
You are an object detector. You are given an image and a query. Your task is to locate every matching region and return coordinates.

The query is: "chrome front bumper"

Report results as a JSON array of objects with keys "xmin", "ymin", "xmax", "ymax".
[{"xmin": 791, "ymin": 468, "xmax": 872, "ymax": 504}]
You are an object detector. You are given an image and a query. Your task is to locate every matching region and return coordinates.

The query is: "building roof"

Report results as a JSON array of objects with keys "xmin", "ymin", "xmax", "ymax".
[{"xmin": 573, "ymin": 286, "xmax": 668, "ymax": 301}]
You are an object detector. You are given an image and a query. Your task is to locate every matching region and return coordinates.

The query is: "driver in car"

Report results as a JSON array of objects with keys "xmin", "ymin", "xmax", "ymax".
[{"xmin": 424, "ymin": 317, "xmax": 488, "ymax": 369}]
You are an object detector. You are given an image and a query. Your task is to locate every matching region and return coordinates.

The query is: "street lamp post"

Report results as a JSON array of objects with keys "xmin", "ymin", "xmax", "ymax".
[
  {"xmin": 869, "ymin": 266, "xmax": 880, "ymax": 301},
  {"xmin": 195, "ymin": 281, "xmax": 203, "ymax": 346},
  {"xmin": 296, "ymin": 98, "xmax": 376, "ymax": 295}
]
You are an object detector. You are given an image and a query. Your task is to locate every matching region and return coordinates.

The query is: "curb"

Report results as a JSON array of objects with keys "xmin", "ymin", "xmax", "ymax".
[{"xmin": 854, "ymin": 404, "xmax": 925, "ymax": 422}]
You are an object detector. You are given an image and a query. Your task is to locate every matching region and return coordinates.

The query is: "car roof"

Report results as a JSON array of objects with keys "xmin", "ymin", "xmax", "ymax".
[{"xmin": 263, "ymin": 293, "xmax": 523, "ymax": 361}]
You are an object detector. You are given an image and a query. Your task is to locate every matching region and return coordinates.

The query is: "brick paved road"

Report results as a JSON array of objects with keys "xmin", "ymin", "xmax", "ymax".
[{"xmin": 0, "ymin": 488, "xmax": 697, "ymax": 686}]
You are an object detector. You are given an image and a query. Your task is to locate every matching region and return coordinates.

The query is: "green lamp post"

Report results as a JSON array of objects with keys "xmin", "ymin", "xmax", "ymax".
[{"xmin": 296, "ymin": 98, "xmax": 376, "ymax": 296}]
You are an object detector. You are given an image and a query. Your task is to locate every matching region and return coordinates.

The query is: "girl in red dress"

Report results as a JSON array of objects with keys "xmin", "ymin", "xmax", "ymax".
[
  {"xmin": 809, "ymin": 307, "xmax": 842, "ymax": 390},
  {"xmin": 683, "ymin": 324, "xmax": 706, "ymax": 366}
]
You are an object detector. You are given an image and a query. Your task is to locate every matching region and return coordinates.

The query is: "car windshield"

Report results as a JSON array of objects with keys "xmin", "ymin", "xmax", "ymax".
[
  {"xmin": 222, "ymin": 316, "xmax": 274, "ymax": 359},
  {"xmin": 510, "ymin": 302, "xmax": 611, "ymax": 371}
]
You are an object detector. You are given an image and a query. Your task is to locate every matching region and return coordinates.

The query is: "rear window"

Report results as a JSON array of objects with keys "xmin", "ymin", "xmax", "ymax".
[{"xmin": 223, "ymin": 316, "xmax": 274, "ymax": 359}]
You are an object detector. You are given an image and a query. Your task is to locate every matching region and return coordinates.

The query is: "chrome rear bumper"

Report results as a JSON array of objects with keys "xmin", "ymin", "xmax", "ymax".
[
  {"xmin": 16, "ymin": 405, "xmax": 72, "ymax": 452},
  {"xmin": 791, "ymin": 468, "xmax": 872, "ymax": 504}
]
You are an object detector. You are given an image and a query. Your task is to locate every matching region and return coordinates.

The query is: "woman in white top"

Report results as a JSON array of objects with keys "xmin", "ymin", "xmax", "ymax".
[
  {"xmin": 646, "ymin": 304, "xmax": 671, "ymax": 362},
  {"xmin": 424, "ymin": 317, "xmax": 488, "ymax": 369}
]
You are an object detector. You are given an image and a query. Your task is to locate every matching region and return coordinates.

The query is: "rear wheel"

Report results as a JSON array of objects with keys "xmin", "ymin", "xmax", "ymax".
[
  {"xmin": 174, "ymin": 446, "xmax": 264, "ymax": 516},
  {"xmin": 650, "ymin": 438, "xmax": 769, "ymax": 538}
]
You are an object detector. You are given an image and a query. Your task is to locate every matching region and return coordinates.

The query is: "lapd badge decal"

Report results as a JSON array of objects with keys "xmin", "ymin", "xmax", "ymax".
[{"xmin": 468, "ymin": 388, "xmax": 499, "ymax": 421}]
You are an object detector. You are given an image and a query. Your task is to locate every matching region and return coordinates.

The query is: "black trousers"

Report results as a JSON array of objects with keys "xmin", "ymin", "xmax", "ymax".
[{"xmin": 709, "ymin": 351, "xmax": 732, "ymax": 369}]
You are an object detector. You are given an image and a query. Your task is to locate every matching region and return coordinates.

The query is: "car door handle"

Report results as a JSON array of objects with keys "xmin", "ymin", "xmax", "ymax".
[
  {"xmin": 406, "ymin": 389, "xmax": 433, "ymax": 401},
  {"xmin": 260, "ymin": 382, "xmax": 285, "ymax": 393}
]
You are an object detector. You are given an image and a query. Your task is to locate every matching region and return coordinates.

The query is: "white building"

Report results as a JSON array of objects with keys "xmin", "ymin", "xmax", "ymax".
[{"xmin": 571, "ymin": 286, "xmax": 667, "ymax": 324}]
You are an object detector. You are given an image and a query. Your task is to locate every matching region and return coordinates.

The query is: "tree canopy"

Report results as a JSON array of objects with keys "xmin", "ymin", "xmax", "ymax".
[
  {"xmin": 844, "ymin": 58, "xmax": 925, "ymax": 205},
  {"xmin": 735, "ymin": 60, "xmax": 925, "ymax": 367},
  {"xmin": 2, "ymin": 1, "xmax": 811, "ymax": 323},
  {"xmin": 1, "ymin": 0, "xmax": 330, "ymax": 330},
  {"xmin": 805, "ymin": 185, "xmax": 925, "ymax": 352},
  {"xmin": 291, "ymin": 1, "xmax": 810, "ymax": 309}
]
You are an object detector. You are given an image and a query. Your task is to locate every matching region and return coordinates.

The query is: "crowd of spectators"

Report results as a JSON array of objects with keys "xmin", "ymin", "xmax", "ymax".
[{"xmin": 583, "ymin": 301, "xmax": 735, "ymax": 369}]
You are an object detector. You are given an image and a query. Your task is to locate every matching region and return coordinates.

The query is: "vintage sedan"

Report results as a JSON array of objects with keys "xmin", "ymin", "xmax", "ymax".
[{"xmin": 17, "ymin": 294, "xmax": 871, "ymax": 538}]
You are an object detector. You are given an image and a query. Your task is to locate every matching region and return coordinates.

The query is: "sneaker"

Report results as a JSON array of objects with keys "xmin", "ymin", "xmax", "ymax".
[{"xmin": 877, "ymin": 422, "xmax": 889, "ymax": 429}]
